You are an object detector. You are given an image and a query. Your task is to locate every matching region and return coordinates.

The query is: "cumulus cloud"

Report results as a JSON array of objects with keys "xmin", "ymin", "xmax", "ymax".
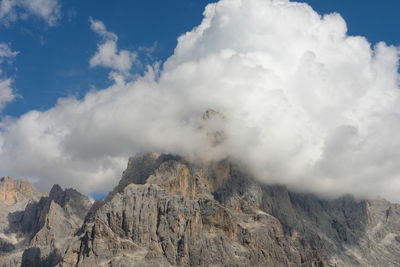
[
  {"xmin": 89, "ymin": 18, "xmax": 137, "ymax": 75},
  {"xmin": 1, "ymin": 0, "xmax": 400, "ymax": 202},
  {"xmin": 0, "ymin": 43, "xmax": 17, "ymax": 110},
  {"xmin": 0, "ymin": 43, "xmax": 18, "ymax": 60},
  {"xmin": 0, "ymin": 79, "xmax": 15, "ymax": 110},
  {"xmin": 0, "ymin": 0, "xmax": 61, "ymax": 26}
]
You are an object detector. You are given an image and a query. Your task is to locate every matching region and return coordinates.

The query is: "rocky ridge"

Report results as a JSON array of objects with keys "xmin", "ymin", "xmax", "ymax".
[
  {"xmin": 0, "ymin": 176, "xmax": 46, "ymax": 259},
  {"xmin": 0, "ymin": 178, "xmax": 91, "ymax": 267},
  {"xmin": 1, "ymin": 156, "xmax": 400, "ymax": 266},
  {"xmin": 57, "ymin": 154, "xmax": 400, "ymax": 267}
]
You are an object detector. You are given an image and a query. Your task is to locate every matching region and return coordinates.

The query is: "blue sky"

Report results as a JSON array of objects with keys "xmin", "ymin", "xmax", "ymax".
[
  {"xmin": 2, "ymin": 0, "xmax": 400, "ymax": 201},
  {"xmin": 1, "ymin": 0, "xmax": 219, "ymax": 116},
  {"xmin": 0, "ymin": 0, "xmax": 399, "ymax": 117}
]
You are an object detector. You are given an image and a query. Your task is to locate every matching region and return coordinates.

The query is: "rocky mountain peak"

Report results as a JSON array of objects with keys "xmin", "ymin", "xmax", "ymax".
[
  {"xmin": 48, "ymin": 184, "xmax": 92, "ymax": 221},
  {"xmin": 0, "ymin": 176, "xmax": 12, "ymax": 183},
  {"xmin": 57, "ymin": 153, "xmax": 400, "ymax": 266},
  {"xmin": 2, "ymin": 154, "xmax": 400, "ymax": 266},
  {"xmin": 0, "ymin": 176, "xmax": 45, "ymax": 206},
  {"xmin": 202, "ymin": 108, "xmax": 220, "ymax": 120},
  {"xmin": 48, "ymin": 184, "xmax": 63, "ymax": 201},
  {"xmin": 201, "ymin": 109, "xmax": 226, "ymax": 148},
  {"xmin": 0, "ymin": 181, "xmax": 92, "ymax": 267}
]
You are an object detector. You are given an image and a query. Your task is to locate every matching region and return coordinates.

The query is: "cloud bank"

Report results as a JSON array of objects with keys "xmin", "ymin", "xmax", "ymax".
[
  {"xmin": 0, "ymin": 0, "xmax": 61, "ymax": 26},
  {"xmin": 1, "ymin": 0, "xmax": 400, "ymax": 201}
]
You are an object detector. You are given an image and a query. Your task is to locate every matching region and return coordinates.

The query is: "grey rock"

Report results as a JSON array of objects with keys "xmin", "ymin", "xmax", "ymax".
[
  {"xmin": 2, "ymin": 154, "xmax": 400, "ymax": 267},
  {"xmin": 59, "ymin": 154, "xmax": 400, "ymax": 266},
  {"xmin": 0, "ymin": 177, "xmax": 46, "ymax": 267},
  {"xmin": 0, "ymin": 180, "xmax": 91, "ymax": 267},
  {"xmin": 0, "ymin": 176, "xmax": 46, "ymax": 232}
]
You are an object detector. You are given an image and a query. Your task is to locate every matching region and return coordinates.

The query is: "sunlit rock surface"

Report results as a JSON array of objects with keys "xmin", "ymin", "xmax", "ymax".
[
  {"xmin": 1, "ymin": 155, "xmax": 400, "ymax": 266},
  {"xmin": 62, "ymin": 154, "xmax": 400, "ymax": 267},
  {"xmin": 0, "ymin": 177, "xmax": 91, "ymax": 267}
]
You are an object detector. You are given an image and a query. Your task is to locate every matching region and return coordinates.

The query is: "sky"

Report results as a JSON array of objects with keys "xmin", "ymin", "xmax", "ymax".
[
  {"xmin": 0, "ymin": 0, "xmax": 219, "ymax": 116},
  {"xmin": 1, "ymin": 0, "xmax": 400, "ymax": 117},
  {"xmin": 1, "ymin": 0, "xmax": 400, "ymax": 201}
]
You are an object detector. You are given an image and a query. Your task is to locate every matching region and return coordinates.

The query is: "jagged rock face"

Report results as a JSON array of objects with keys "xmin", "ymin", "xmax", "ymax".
[
  {"xmin": 61, "ymin": 156, "xmax": 294, "ymax": 266},
  {"xmin": 2, "ymin": 155, "xmax": 400, "ymax": 267},
  {"xmin": 0, "ymin": 176, "xmax": 44, "ymax": 206},
  {"xmin": 0, "ymin": 180, "xmax": 91, "ymax": 267},
  {"xmin": 0, "ymin": 176, "xmax": 46, "ymax": 267},
  {"xmin": 21, "ymin": 184, "xmax": 92, "ymax": 247},
  {"xmin": 60, "ymin": 154, "xmax": 400, "ymax": 267}
]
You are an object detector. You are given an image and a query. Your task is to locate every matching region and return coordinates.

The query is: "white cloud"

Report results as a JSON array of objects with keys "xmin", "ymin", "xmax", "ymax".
[
  {"xmin": 0, "ymin": 43, "xmax": 17, "ymax": 111},
  {"xmin": 89, "ymin": 18, "xmax": 137, "ymax": 74},
  {"xmin": 0, "ymin": 43, "xmax": 18, "ymax": 60},
  {"xmin": 1, "ymin": 0, "xmax": 400, "ymax": 202},
  {"xmin": 0, "ymin": 0, "xmax": 61, "ymax": 26},
  {"xmin": 89, "ymin": 18, "xmax": 117, "ymax": 41},
  {"xmin": 0, "ymin": 79, "xmax": 15, "ymax": 110}
]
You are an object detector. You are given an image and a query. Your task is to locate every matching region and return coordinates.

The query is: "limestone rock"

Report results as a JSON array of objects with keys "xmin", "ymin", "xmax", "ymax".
[
  {"xmin": 0, "ymin": 181, "xmax": 91, "ymax": 267},
  {"xmin": 59, "ymin": 154, "xmax": 400, "ymax": 266},
  {"xmin": 0, "ymin": 177, "xmax": 46, "ymax": 267},
  {"xmin": 2, "ymin": 154, "xmax": 400, "ymax": 266},
  {"xmin": 0, "ymin": 176, "xmax": 45, "ymax": 206}
]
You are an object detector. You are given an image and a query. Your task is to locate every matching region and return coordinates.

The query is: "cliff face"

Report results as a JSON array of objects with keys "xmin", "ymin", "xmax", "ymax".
[
  {"xmin": 0, "ymin": 176, "xmax": 41, "ymax": 206},
  {"xmin": 60, "ymin": 154, "xmax": 400, "ymax": 267},
  {"xmin": 1, "ymin": 155, "xmax": 400, "ymax": 267},
  {"xmin": 0, "ymin": 176, "xmax": 46, "ymax": 258},
  {"xmin": 0, "ymin": 178, "xmax": 91, "ymax": 267}
]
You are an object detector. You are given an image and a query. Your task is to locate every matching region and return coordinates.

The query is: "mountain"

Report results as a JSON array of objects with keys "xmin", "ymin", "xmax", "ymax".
[
  {"xmin": 1, "ymin": 155, "xmax": 400, "ymax": 266},
  {"xmin": 0, "ymin": 178, "xmax": 91, "ymax": 267},
  {"xmin": 0, "ymin": 176, "xmax": 46, "ymax": 264}
]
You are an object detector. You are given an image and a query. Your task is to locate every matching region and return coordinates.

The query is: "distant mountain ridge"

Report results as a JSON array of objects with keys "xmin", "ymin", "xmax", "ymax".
[
  {"xmin": 0, "ymin": 177, "xmax": 91, "ymax": 267},
  {"xmin": 1, "ymin": 153, "xmax": 400, "ymax": 266}
]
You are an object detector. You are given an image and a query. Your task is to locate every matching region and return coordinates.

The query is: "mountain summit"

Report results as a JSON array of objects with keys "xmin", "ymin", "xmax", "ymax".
[{"xmin": 1, "ymin": 155, "xmax": 400, "ymax": 266}]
